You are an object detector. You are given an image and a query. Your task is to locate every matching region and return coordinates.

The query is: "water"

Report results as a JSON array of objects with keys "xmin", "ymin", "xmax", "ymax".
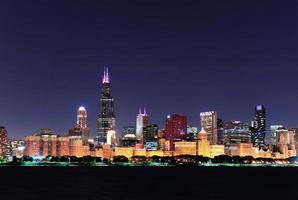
[{"xmin": 1, "ymin": 167, "xmax": 297, "ymax": 200}]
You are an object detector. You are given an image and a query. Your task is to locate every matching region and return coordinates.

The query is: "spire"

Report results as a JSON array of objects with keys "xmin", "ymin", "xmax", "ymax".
[
  {"xmin": 102, "ymin": 66, "xmax": 110, "ymax": 84},
  {"xmin": 106, "ymin": 66, "xmax": 110, "ymax": 83},
  {"xmin": 144, "ymin": 107, "xmax": 147, "ymax": 116},
  {"xmin": 139, "ymin": 107, "xmax": 142, "ymax": 115}
]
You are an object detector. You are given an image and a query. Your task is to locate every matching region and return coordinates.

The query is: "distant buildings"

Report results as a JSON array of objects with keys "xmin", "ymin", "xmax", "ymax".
[
  {"xmin": 165, "ymin": 114, "xmax": 187, "ymax": 150},
  {"xmin": 69, "ymin": 106, "xmax": 90, "ymax": 142},
  {"xmin": 250, "ymin": 105, "xmax": 266, "ymax": 148},
  {"xmin": 0, "ymin": 127, "xmax": 8, "ymax": 156},
  {"xmin": 200, "ymin": 111, "xmax": 218, "ymax": 144},
  {"xmin": 136, "ymin": 108, "xmax": 149, "ymax": 140},
  {"xmin": 97, "ymin": 67, "xmax": 116, "ymax": 146},
  {"xmin": 25, "ymin": 129, "xmax": 91, "ymax": 158},
  {"xmin": 122, "ymin": 126, "xmax": 135, "ymax": 137}
]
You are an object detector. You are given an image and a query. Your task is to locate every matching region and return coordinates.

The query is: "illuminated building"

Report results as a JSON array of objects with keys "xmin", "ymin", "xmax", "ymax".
[
  {"xmin": 136, "ymin": 108, "xmax": 149, "ymax": 139},
  {"xmin": 133, "ymin": 144, "xmax": 147, "ymax": 157},
  {"xmin": 106, "ymin": 130, "xmax": 117, "ymax": 145},
  {"xmin": 69, "ymin": 136, "xmax": 90, "ymax": 157},
  {"xmin": 200, "ymin": 111, "xmax": 218, "ymax": 144},
  {"xmin": 250, "ymin": 105, "xmax": 266, "ymax": 148},
  {"xmin": 174, "ymin": 141, "xmax": 197, "ymax": 156},
  {"xmin": 96, "ymin": 67, "xmax": 116, "ymax": 145},
  {"xmin": 270, "ymin": 125, "xmax": 284, "ymax": 146},
  {"xmin": 122, "ymin": 126, "xmax": 136, "ymax": 137},
  {"xmin": 223, "ymin": 121, "xmax": 251, "ymax": 144},
  {"xmin": 197, "ymin": 128, "xmax": 210, "ymax": 157},
  {"xmin": 186, "ymin": 125, "xmax": 198, "ymax": 141},
  {"xmin": 57, "ymin": 136, "xmax": 70, "ymax": 156},
  {"xmin": 7, "ymin": 140, "xmax": 25, "ymax": 158},
  {"xmin": 69, "ymin": 106, "xmax": 90, "ymax": 142},
  {"xmin": 225, "ymin": 143, "xmax": 253, "ymax": 157},
  {"xmin": 143, "ymin": 124, "xmax": 158, "ymax": 150},
  {"xmin": 275, "ymin": 127, "xmax": 296, "ymax": 158},
  {"xmin": 0, "ymin": 126, "xmax": 8, "ymax": 156},
  {"xmin": 210, "ymin": 145, "xmax": 225, "ymax": 158},
  {"xmin": 25, "ymin": 135, "xmax": 40, "ymax": 157},
  {"xmin": 114, "ymin": 147, "xmax": 134, "ymax": 158},
  {"xmin": 25, "ymin": 129, "xmax": 58, "ymax": 157},
  {"xmin": 165, "ymin": 114, "xmax": 187, "ymax": 150},
  {"xmin": 121, "ymin": 134, "xmax": 139, "ymax": 147}
]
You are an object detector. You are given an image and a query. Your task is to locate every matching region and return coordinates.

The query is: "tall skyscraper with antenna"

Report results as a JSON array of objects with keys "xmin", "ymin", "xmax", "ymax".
[{"xmin": 96, "ymin": 67, "xmax": 116, "ymax": 145}]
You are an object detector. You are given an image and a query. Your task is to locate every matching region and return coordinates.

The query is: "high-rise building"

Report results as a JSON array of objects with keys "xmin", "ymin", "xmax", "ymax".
[
  {"xmin": 136, "ymin": 108, "xmax": 149, "ymax": 139},
  {"xmin": 96, "ymin": 67, "xmax": 116, "ymax": 145},
  {"xmin": 77, "ymin": 106, "xmax": 88, "ymax": 129},
  {"xmin": 200, "ymin": 111, "xmax": 218, "ymax": 144},
  {"xmin": 250, "ymin": 105, "xmax": 266, "ymax": 148},
  {"xmin": 143, "ymin": 124, "xmax": 158, "ymax": 150},
  {"xmin": 0, "ymin": 127, "xmax": 8, "ymax": 156},
  {"xmin": 69, "ymin": 106, "xmax": 90, "ymax": 141},
  {"xmin": 165, "ymin": 114, "xmax": 187, "ymax": 150},
  {"xmin": 186, "ymin": 126, "xmax": 198, "ymax": 141},
  {"xmin": 217, "ymin": 118, "xmax": 224, "ymax": 144},
  {"xmin": 122, "ymin": 126, "xmax": 136, "ymax": 137},
  {"xmin": 270, "ymin": 125, "xmax": 284, "ymax": 146},
  {"xmin": 223, "ymin": 121, "xmax": 251, "ymax": 144}
]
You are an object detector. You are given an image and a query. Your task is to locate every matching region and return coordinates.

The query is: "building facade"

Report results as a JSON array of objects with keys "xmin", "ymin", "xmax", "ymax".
[
  {"xmin": 223, "ymin": 121, "xmax": 251, "ymax": 144},
  {"xmin": 165, "ymin": 114, "xmax": 187, "ymax": 150},
  {"xmin": 200, "ymin": 111, "xmax": 218, "ymax": 144},
  {"xmin": 250, "ymin": 105, "xmax": 266, "ymax": 148},
  {"xmin": 96, "ymin": 67, "xmax": 116, "ymax": 145},
  {"xmin": 136, "ymin": 108, "xmax": 149, "ymax": 139},
  {"xmin": 143, "ymin": 124, "xmax": 158, "ymax": 150}
]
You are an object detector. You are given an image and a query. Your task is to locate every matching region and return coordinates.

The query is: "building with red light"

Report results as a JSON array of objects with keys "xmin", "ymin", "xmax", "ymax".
[{"xmin": 165, "ymin": 114, "xmax": 187, "ymax": 150}]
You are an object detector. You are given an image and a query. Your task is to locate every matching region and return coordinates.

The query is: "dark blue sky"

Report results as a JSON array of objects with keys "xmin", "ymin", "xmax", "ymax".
[{"xmin": 1, "ymin": 0, "xmax": 298, "ymax": 139}]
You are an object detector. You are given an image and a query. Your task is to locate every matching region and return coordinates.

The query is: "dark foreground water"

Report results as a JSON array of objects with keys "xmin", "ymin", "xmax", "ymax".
[{"xmin": 1, "ymin": 167, "xmax": 297, "ymax": 200}]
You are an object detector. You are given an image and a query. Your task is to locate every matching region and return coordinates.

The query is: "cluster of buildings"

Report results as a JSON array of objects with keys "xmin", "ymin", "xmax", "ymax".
[{"xmin": 1, "ymin": 67, "xmax": 297, "ymax": 161}]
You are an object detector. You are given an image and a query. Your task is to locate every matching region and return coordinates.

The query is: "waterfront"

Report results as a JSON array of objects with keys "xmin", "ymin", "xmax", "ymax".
[{"xmin": 1, "ymin": 167, "xmax": 298, "ymax": 200}]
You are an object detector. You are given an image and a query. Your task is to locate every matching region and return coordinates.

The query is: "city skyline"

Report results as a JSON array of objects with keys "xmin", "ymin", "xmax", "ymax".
[
  {"xmin": 2, "ymin": 1, "xmax": 298, "ymax": 138},
  {"xmin": 1, "ymin": 65, "xmax": 297, "ymax": 139}
]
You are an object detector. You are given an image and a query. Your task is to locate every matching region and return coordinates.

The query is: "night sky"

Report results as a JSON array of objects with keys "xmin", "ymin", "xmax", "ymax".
[{"xmin": 1, "ymin": 1, "xmax": 298, "ymax": 139}]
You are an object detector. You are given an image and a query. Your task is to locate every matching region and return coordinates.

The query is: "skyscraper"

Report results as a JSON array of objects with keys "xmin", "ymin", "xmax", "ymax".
[
  {"xmin": 77, "ymin": 106, "xmax": 88, "ymax": 130},
  {"xmin": 96, "ymin": 67, "xmax": 116, "ymax": 145},
  {"xmin": 223, "ymin": 121, "xmax": 251, "ymax": 144},
  {"xmin": 69, "ymin": 106, "xmax": 90, "ymax": 142},
  {"xmin": 136, "ymin": 108, "xmax": 149, "ymax": 139},
  {"xmin": 143, "ymin": 124, "xmax": 158, "ymax": 150},
  {"xmin": 250, "ymin": 105, "xmax": 266, "ymax": 148},
  {"xmin": 165, "ymin": 114, "xmax": 187, "ymax": 150},
  {"xmin": 200, "ymin": 111, "xmax": 218, "ymax": 144}
]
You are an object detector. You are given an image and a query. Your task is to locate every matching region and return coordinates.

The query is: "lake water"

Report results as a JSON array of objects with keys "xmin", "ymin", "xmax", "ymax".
[{"xmin": 1, "ymin": 167, "xmax": 297, "ymax": 200}]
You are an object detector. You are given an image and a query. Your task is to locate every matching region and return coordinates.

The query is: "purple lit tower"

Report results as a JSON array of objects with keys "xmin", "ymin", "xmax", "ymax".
[{"xmin": 96, "ymin": 67, "xmax": 116, "ymax": 145}]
